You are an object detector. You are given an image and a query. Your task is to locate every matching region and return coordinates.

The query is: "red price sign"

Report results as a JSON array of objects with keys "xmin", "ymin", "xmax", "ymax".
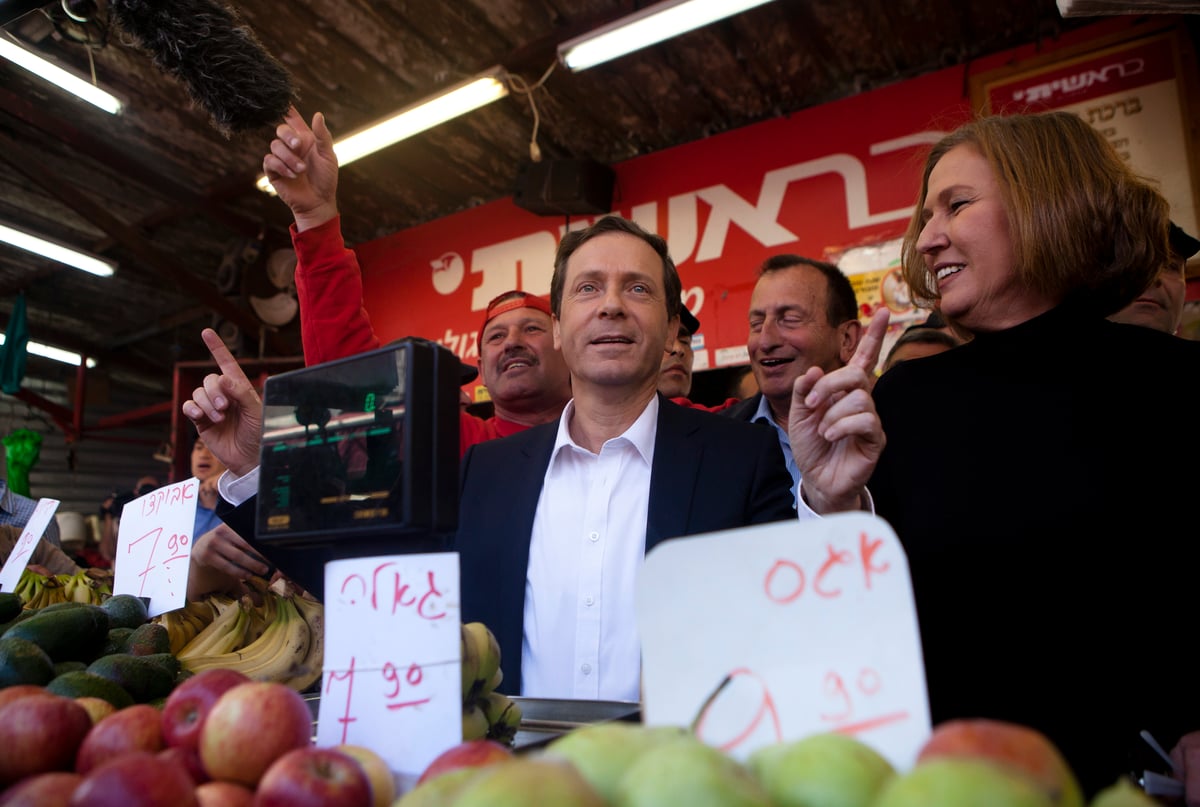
[
  {"xmin": 319, "ymin": 553, "xmax": 461, "ymax": 782},
  {"xmin": 112, "ymin": 479, "xmax": 198, "ymax": 616}
]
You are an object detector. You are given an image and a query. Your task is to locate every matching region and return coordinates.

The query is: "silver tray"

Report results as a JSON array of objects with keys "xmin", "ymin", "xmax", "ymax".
[
  {"xmin": 301, "ymin": 693, "xmax": 640, "ymax": 750},
  {"xmin": 510, "ymin": 697, "xmax": 640, "ymax": 751}
]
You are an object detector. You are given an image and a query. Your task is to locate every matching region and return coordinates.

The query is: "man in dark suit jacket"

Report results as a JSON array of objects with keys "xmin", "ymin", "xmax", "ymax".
[
  {"xmin": 457, "ymin": 393, "xmax": 795, "ymax": 695},
  {"xmin": 182, "ymin": 216, "xmax": 889, "ymax": 702}
]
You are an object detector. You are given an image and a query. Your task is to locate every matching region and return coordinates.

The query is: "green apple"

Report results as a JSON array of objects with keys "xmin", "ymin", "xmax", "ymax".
[
  {"xmin": 874, "ymin": 758, "xmax": 1055, "ymax": 807},
  {"xmin": 748, "ymin": 732, "xmax": 896, "ymax": 807},
  {"xmin": 615, "ymin": 735, "xmax": 773, "ymax": 807},
  {"xmin": 394, "ymin": 766, "xmax": 483, "ymax": 807},
  {"xmin": 544, "ymin": 722, "xmax": 687, "ymax": 803}
]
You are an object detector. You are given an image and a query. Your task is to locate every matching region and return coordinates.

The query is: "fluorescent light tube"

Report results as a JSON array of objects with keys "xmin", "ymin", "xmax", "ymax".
[
  {"xmin": 0, "ymin": 332, "xmax": 96, "ymax": 368},
  {"xmin": 257, "ymin": 68, "xmax": 508, "ymax": 194},
  {"xmin": 0, "ymin": 37, "xmax": 122, "ymax": 114},
  {"xmin": 559, "ymin": 0, "xmax": 776, "ymax": 71},
  {"xmin": 0, "ymin": 223, "xmax": 117, "ymax": 277}
]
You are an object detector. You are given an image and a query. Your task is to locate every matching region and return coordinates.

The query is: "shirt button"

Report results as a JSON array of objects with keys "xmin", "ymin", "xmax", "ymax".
[
  {"xmin": 588, "ymin": 531, "xmax": 599, "ymax": 542},
  {"xmin": 581, "ymin": 663, "xmax": 592, "ymax": 675},
  {"xmin": 584, "ymin": 596, "xmax": 595, "ymax": 606}
]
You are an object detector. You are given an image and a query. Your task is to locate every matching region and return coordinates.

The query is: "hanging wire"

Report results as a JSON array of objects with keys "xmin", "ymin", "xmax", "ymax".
[{"xmin": 504, "ymin": 60, "xmax": 558, "ymax": 162}]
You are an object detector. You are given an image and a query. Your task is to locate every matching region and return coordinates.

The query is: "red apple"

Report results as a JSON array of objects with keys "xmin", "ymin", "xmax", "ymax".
[
  {"xmin": 336, "ymin": 744, "xmax": 396, "ymax": 807},
  {"xmin": 0, "ymin": 694, "xmax": 92, "ymax": 786},
  {"xmin": 194, "ymin": 780, "xmax": 255, "ymax": 807},
  {"xmin": 199, "ymin": 681, "xmax": 313, "ymax": 787},
  {"xmin": 161, "ymin": 668, "xmax": 251, "ymax": 752},
  {"xmin": 69, "ymin": 751, "xmax": 198, "ymax": 807},
  {"xmin": 416, "ymin": 738, "xmax": 513, "ymax": 786},
  {"xmin": 75, "ymin": 703, "xmax": 165, "ymax": 774},
  {"xmin": 157, "ymin": 745, "xmax": 209, "ymax": 785},
  {"xmin": 0, "ymin": 771, "xmax": 81, "ymax": 807},
  {"xmin": 0, "ymin": 685, "xmax": 48, "ymax": 712},
  {"xmin": 255, "ymin": 746, "xmax": 373, "ymax": 807}
]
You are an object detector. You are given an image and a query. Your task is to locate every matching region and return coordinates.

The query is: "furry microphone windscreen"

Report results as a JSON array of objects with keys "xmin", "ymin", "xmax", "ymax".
[{"xmin": 109, "ymin": 0, "xmax": 296, "ymax": 136}]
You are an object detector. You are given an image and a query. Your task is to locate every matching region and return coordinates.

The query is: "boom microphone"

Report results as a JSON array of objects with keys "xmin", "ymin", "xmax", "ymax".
[{"xmin": 108, "ymin": 0, "xmax": 295, "ymax": 136}]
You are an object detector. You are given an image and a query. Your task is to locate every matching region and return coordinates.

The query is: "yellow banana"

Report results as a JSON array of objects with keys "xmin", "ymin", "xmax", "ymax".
[
  {"xmin": 178, "ymin": 598, "xmax": 247, "ymax": 659},
  {"xmin": 281, "ymin": 595, "xmax": 324, "ymax": 692},
  {"xmin": 481, "ymin": 691, "xmax": 521, "ymax": 745},
  {"xmin": 183, "ymin": 596, "xmax": 311, "ymax": 683},
  {"xmin": 462, "ymin": 621, "xmax": 501, "ymax": 699},
  {"xmin": 460, "ymin": 624, "xmax": 481, "ymax": 701},
  {"xmin": 462, "ymin": 703, "xmax": 489, "ymax": 741}
]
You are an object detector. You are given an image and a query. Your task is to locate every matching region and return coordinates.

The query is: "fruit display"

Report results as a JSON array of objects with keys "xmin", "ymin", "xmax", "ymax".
[
  {"xmin": 157, "ymin": 580, "xmax": 325, "ymax": 693},
  {"xmin": 401, "ymin": 717, "xmax": 1161, "ymax": 807},
  {"xmin": 4, "ymin": 569, "xmax": 112, "ymax": 611},
  {"xmin": 459, "ymin": 621, "xmax": 521, "ymax": 745}
]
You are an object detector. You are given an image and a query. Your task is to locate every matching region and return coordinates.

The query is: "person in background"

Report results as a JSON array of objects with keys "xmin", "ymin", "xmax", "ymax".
[
  {"xmin": 261, "ymin": 108, "xmax": 572, "ymax": 456},
  {"xmin": 183, "ymin": 215, "xmax": 887, "ymax": 702},
  {"xmin": 187, "ymin": 438, "xmax": 270, "ymax": 599},
  {"xmin": 818, "ymin": 110, "xmax": 1200, "ymax": 794},
  {"xmin": 97, "ymin": 474, "xmax": 160, "ymax": 563},
  {"xmin": 0, "ymin": 476, "xmax": 60, "ymax": 548},
  {"xmin": 880, "ymin": 324, "xmax": 961, "ymax": 373},
  {"xmin": 729, "ymin": 366, "xmax": 759, "ymax": 400},
  {"xmin": 722, "ymin": 254, "xmax": 863, "ymax": 506},
  {"xmin": 1108, "ymin": 220, "xmax": 1199, "ymax": 335},
  {"xmin": 657, "ymin": 305, "xmax": 700, "ymax": 400},
  {"xmin": 0, "ymin": 525, "xmax": 79, "ymax": 576}
]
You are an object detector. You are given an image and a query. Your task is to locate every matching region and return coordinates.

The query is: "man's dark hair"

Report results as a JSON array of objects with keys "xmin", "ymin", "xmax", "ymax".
[
  {"xmin": 551, "ymin": 216, "xmax": 682, "ymax": 322},
  {"xmin": 759, "ymin": 254, "xmax": 859, "ymax": 326}
]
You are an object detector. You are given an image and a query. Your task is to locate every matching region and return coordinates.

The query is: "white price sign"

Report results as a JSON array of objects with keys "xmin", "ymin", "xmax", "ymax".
[{"xmin": 113, "ymin": 479, "xmax": 198, "ymax": 617}]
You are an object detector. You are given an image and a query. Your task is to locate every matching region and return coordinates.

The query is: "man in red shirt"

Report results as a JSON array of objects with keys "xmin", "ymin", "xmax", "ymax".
[{"xmin": 263, "ymin": 108, "xmax": 571, "ymax": 456}]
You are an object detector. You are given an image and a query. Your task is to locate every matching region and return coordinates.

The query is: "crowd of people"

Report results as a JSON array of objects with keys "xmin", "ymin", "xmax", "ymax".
[{"xmin": 172, "ymin": 108, "xmax": 1200, "ymax": 797}]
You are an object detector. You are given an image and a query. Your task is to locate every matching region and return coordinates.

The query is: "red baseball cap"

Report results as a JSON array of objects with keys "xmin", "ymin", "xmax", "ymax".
[{"xmin": 477, "ymin": 291, "xmax": 553, "ymax": 350}]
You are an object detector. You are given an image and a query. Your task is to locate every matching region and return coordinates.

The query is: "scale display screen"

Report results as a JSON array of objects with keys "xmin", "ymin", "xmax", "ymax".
[{"xmin": 255, "ymin": 340, "xmax": 458, "ymax": 547}]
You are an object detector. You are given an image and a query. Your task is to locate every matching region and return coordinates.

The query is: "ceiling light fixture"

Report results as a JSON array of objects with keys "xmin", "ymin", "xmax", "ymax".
[
  {"xmin": 0, "ymin": 222, "xmax": 117, "ymax": 277},
  {"xmin": 0, "ymin": 333, "xmax": 97, "ymax": 368},
  {"xmin": 558, "ymin": 0, "xmax": 776, "ymax": 71},
  {"xmin": 257, "ymin": 67, "xmax": 509, "ymax": 194},
  {"xmin": 0, "ymin": 36, "xmax": 122, "ymax": 114}
]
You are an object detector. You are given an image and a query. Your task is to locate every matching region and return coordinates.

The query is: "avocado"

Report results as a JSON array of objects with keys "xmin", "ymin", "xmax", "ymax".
[
  {"xmin": 0, "ymin": 592, "xmax": 20, "ymax": 622},
  {"xmin": 0, "ymin": 635, "xmax": 55, "ymax": 688},
  {"xmin": 52, "ymin": 660, "xmax": 88, "ymax": 677},
  {"xmin": 101, "ymin": 627, "xmax": 136, "ymax": 656},
  {"xmin": 100, "ymin": 594, "xmax": 150, "ymax": 630},
  {"xmin": 2, "ymin": 604, "xmax": 110, "ymax": 663},
  {"xmin": 126, "ymin": 623, "xmax": 171, "ymax": 656},
  {"xmin": 86, "ymin": 653, "xmax": 176, "ymax": 703},
  {"xmin": 137, "ymin": 652, "xmax": 181, "ymax": 680},
  {"xmin": 46, "ymin": 670, "xmax": 136, "ymax": 709}
]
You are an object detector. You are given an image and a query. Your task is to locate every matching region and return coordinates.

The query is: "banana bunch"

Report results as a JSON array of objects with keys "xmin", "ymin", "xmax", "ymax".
[
  {"xmin": 13, "ymin": 569, "xmax": 66, "ymax": 609},
  {"xmin": 460, "ymin": 621, "xmax": 521, "ymax": 745},
  {"xmin": 175, "ymin": 589, "xmax": 324, "ymax": 692},
  {"xmin": 155, "ymin": 598, "xmax": 220, "ymax": 654},
  {"xmin": 59, "ymin": 569, "xmax": 106, "ymax": 604}
]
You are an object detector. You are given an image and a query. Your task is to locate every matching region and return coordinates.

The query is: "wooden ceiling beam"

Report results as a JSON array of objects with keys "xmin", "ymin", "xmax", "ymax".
[
  {"xmin": 0, "ymin": 87, "xmax": 264, "ymax": 246},
  {"xmin": 0, "ymin": 138, "xmax": 289, "ymax": 356}
]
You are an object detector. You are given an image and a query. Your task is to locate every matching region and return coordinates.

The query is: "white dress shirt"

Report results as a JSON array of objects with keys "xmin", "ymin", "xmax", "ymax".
[{"xmin": 521, "ymin": 396, "xmax": 658, "ymax": 702}]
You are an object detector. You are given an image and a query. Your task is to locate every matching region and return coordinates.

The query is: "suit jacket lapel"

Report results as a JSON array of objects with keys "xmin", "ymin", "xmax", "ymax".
[{"xmin": 646, "ymin": 397, "xmax": 703, "ymax": 553}]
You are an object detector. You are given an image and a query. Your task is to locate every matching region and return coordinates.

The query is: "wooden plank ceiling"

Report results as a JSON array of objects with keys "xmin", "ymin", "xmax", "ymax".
[{"xmin": 0, "ymin": 0, "xmax": 1095, "ymax": 408}]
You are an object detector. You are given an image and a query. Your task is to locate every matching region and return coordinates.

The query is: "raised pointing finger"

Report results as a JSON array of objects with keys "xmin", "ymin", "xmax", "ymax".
[
  {"xmin": 201, "ymin": 328, "xmax": 250, "ymax": 385},
  {"xmin": 848, "ymin": 308, "xmax": 890, "ymax": 373}
]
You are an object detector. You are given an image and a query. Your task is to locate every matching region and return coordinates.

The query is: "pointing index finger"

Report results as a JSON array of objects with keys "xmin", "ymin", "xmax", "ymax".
[
  {"xmin": 201, "ymin": 328, "xmax": 249, "ymax": 385},
  {"xmin": 849, "ymin": 308, "xmax": 890, "ymax": 373}
]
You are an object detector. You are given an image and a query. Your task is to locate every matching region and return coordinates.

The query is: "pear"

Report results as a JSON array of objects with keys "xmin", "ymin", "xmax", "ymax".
[
  {"xmin": 452, "ymin": 757, "xmax": 606, "ymax": 807},
  {"xmin": 874, "ymin": 757, "xmax": 1055, "ymax": 807},
  {"xmin": 1089, "ymin": 777, "xmax": 1161, "ymax": 807},
  {"xmin": 615, "ymin": 735, "xmax": 773, "ymax": 807},
  {"xmin": 544, "ymin": 722, "xmax": 688, "ymax": 803},
  {"xmin": 748, "ymin": 731, "xmax": 896, "ymax": 807}
]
